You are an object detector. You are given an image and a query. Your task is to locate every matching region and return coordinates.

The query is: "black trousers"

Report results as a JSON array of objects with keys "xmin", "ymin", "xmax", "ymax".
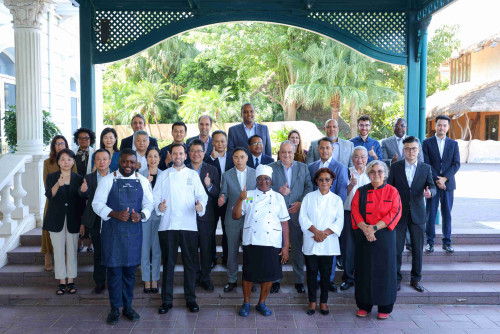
[
  {"xmin": 159, "ymin": 230, "xmax": 199, "ymax": 304},
  {"xmin": 107, "ymin": 266, "xmax": 136, "ymax": 310},
  {"xmin": 88, "ymin": 224, "xmax": 106, "ymax": 287},
  {"xmin": 198, "ymin": 218, "xmax": 217, "ymax": 284},
  {"xmin": 340, "ymin": 210, "xmax": 355, "ymax": 284},
  {"xmin": 304, "ymin": 255, "xmax": 333, "ymax": 303},
  {"xmin": 396, "ymin": 214, "xmax": 424, "ymax": 283},
  {"xmin": 356, "ymin": 301, "xmax": 394, "ymax": 314},
  {"xmin": 214, "ymin": 205, "xmax": 227, "ymax": 261}
]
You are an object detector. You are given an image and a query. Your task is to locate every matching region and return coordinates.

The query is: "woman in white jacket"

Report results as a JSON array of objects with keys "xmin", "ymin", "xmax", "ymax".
[{"xmin": 299, "ymin": 167, "xmax": 344, "ymax": 316}]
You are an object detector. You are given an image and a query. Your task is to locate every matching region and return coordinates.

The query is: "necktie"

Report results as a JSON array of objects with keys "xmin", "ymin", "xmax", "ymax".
[
  {"xmin": 255, "ymin": 158, "xmax": 259, "ymax": 168},
  {"xmin": 397, "ymin": 138, "xmax": 402, "ymax": 157}
]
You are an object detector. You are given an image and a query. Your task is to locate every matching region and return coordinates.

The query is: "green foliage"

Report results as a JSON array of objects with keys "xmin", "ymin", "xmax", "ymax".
[{"xmin": 270, "ymin": 125, "xmax": 292, "ymax": 155}]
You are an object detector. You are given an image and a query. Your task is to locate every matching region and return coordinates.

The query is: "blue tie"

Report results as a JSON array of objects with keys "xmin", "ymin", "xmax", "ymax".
[{"xmin": 255, "ymin": 157, "xmax": 259, "ymax": 168}]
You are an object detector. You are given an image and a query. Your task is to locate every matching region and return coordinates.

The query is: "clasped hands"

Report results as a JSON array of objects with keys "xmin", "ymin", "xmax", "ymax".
[
  {"xmin": 359, "ymin": 222, "xmax": 377, "ymax": 242},
  {"xmin": 435, "ymin": 176, "xmax": 447, "ymax": 190}
]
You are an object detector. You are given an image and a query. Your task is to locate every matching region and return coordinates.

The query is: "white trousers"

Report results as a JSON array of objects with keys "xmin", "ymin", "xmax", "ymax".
[{"xmin": 49, "ymin": 218, "xmax": 78, "ymax": 280}]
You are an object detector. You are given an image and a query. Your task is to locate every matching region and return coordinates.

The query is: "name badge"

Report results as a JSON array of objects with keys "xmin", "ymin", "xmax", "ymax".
[
  {"xmin": 187, "ymin": 178, "xmax": 193, "ymax": 186},
  {"xmin": 245, "ymin": 197, "xmax": 253, "ymax": 204}
]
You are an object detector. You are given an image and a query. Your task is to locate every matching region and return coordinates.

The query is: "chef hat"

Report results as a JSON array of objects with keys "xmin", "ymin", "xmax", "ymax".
[{"xmin": 256, "ymin": 164, "xmax": 273, "ymax": 179}]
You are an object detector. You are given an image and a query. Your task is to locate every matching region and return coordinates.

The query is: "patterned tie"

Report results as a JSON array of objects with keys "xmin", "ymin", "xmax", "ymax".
[{"xmin": 255, "ymin": 157, "xmax": 259, "ymax": 168}]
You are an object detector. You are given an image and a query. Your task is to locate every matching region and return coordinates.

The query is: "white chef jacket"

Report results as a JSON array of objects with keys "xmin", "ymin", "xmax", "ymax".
[
  {"xmin": 92, "ymin": 171, "xmax": 154, "ymax": 223},
  {"xmin": 154, "ymin": 166, "xmax": 208, "ymax": 232},
  {"xmin": 241, "ymin": 189, "xmax": 290, "ymax": 248},
  {"xmin": 136, "ymin": 152, "xmax": 148, "ymax": 174},
  {"xmin": 299, "ymin": 190, "xmax": 344, "ymax": 256}
]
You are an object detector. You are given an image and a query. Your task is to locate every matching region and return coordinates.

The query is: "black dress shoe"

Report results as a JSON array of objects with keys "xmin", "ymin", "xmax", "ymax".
[
  {"xmin": 224, "ymin": 282, "xmax": 237, "ymax": 292},
  {"xmin": 158, "ymin": 303, "xmax": 172, "ymax": 314},
  {"xmin": 306, "ymin": 309, "xmax": 315, "ymax": 315},
  {"xmin": 397, "ymin": 281, "xmax": 401, "ymax": 291},
  {"xmin": 328, "ymin": 283, "xmax": 337, "ymax": 292},
  {"xmin": 92, "ymin": 285, "xmax": 105, "ymax": 294},
  {"xmin": 123, "ymin": 308, "xmax": 140, "ymax": 322},
  {"xmin": 295, "ymin": 283, "xmax": 305, "ymax": 293},
  {"xmin": 150, "ymin": 287, "xmax": 159, "ymax": 294},
  {"xmin": 425, "ymin": 244, "xmax": 434, "ymax": 253},
  {"xmin": 106, "ymin": 308, "xmax": 120, "ymax": 325},
  {"xmin": 340, "ymin": 282, "xmax": 354, "ymax": 291},
  {"xmin": 443, "ymin": 245, "xmax": 455, "ymax": 253},
  {"xmin": 201, "ymin": 281, "xmax": 215, "ymax": 292},
  {"xmin": 336, "ymin": 258, "xmax": 344, "ymax": 270},
  {"xmin": 320, "ymin": 309, "xmax": 330, "ymax": 316},
  {"xmin": 406, "ymin": 244, "xmax": 412, "ymax": 252},
  {"xmin": 410, "ymin": 281, "xmax": 425, "ymax": 292},
  {"xmin": 186, "ymin": 302, "xmax": 200, "ymax": 313},
  {"xmin": 270, "ymin": 282, "xmax": 280, "ymax": 293}
]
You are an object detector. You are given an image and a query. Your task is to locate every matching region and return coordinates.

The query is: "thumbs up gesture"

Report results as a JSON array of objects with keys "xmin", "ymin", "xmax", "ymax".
[
  {"xmin": 218, "ymin": 194, "xmax": 225, "ymax": 207},
  {"xmin": 349, "ymin": 174, "xmax": 358, "ymax": 186},
  {"xmin": 116, "ymin": 207, "xmax": 130, "ymax": 222},
  {"xmin": 204, "ymin": 172, "xmax": 211, "ymax": 187},
  {"xmin": 195, "ymin": 200, "xmax": 203, "ymax": 213},
  {"xmin": 131, "ymin": 208, "xmax": 141, "ymax": 223},
  {"xmin": 211, "ymin": 148, "xmax": 219, "ymax": 159},
  {"xmin": 391, "ymin": 153, "xmax": 398, "ymax": 163},
  {"xmin": 80, "ymin": 178, "xmax": 88, "ymax": 193},
  {"xmin": 147, "ymin": 170, "xmax": 153, "ymax": 183},
  {"xmin": 58, "ymin": 174, "xmax": 65, "ymax": 187},
  {"xmin": 239, "ymin": 186, "xmax": 247, "ymax": 201},
  {"xmin": 423, "ymin": 186, "xmax": 432, "ymax": 199},
  {"xmin": 368, "ymin": 146, "xmax": 377, "ymax": 158},
  {"xmin": 165, "ymin": 151, "xmax": 172, "ymax": 166},
  {"xmin": 279, "ymin": 182, "xmax": 290, "ymax": 196},
  {"xmin": 159, "ymin": 199, "xmax": 167, "ymax": 212}
]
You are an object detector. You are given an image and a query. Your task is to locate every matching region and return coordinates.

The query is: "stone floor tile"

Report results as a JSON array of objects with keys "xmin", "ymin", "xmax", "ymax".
[
  {"xmin": 375, "ymin": 321, "xmax": 418, "ymax": 329},
  {"xmin": 152, "ymin": 329, "xmax": 192, "ymax": 334},
  {"xmin": 466, "ymin": 315, "xmax": 499, "ymax": 329},
  {"xmin": 134, "ymin": 320, "xmax": 175, "ymax": 328},
  {"xmin": 216, "ymin": 329, "xmax": 256, "ymax": 334},
  {"xmin": 129, "ymin": 329, "xmax": 153, "ymax": 334},
  {"xmin": 256, "ymin": 329, "xmax": 278, "ymax": 334},
  {"xmin": 436, "ymin": 320, "xmax": 480, "ymax": 329}
]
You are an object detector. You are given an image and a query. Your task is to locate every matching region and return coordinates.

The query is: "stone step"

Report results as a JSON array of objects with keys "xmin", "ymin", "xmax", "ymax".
[{"xmin": 1, "ymin": 281, "xmax": 500, "ymax": 306}]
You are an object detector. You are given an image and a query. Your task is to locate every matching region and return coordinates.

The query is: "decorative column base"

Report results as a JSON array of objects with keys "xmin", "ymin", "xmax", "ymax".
[{"xmin": 22, "ymin": 154, "xmax": 46, "ymax": 227}]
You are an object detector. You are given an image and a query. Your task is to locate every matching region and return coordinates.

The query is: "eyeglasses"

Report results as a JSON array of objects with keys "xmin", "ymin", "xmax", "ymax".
[
  {"xmin": 317, "ymin": 178, "xmax": 332, "ymax": 183},
  {"xmin": 250, "ymin": 142, "xmax": 263, "ymax": 146},
  {"xmin": 403, "ymin": 147, "xmax": 418, "ymax": 153},
  {"xmin": 55, "ymin": 142, "xmax": 66, "ymax": 146},
  {"xmin": 78, "ymin": 137, "xmax": 90, "ymax": 141},
  {"xmin": 369, "ymin": 170, "xmax": 385, "ymax": 175},
  {"xmin": 256, "ymin": 177, "xmax": 271, "ymax": 182}
]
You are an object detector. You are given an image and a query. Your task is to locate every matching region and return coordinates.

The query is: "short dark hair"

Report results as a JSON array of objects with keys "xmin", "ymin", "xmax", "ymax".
[
  {"xmin": 318, "ymin": 137, "xmax": 333, "ymax": 147},
  {"xmin": 99, "ymin": 127, "xmax": 118, "ymax": 151},
  {"xmin": 56, "ymin": 148, "xmax": 76, "ymax": 162},
  {"xmin": 120, "ymin": 148, "xmax": 137, "ymax": 159},
  {"xmin": 403, "ymin": 136, "xmax": 420, "ymax": 145},
  {"xmin": 357, "ymin": 115, "xmax": 371, "ymax": 124},
  {"xmin": 435, "ymin": 115, "xmax": 451, "ymax": 124},
  {"xmin": 170, "ymin": 143, "xmax": 187, "ymax": 154},
  {"xmin": 232, "ymin": 147, "xmax": 248, "ymax": 156},
  {"xmin": 212, "ymin": 130, "xmax": 227, "ymax": 140},
  {"xmin": 73, "ymin": 127, "xmax": 96, "ymax": 146},
  {"xmin": 94, "ymin": 148, "xmax": 111, "ymax": 158},
  {"xmin": 172, "ymin": 121, "xmax": 187, "ymax": 132},
  {"xmin": 198, "ymin": 115, "xmax": 213, "ymax": 126},
  {"xmin": 131, "ymin": 114, "xmax": 146, "ymax": 125},
  {"xmin": 146, "ymin": 147, "xmax": 161, "ymax": 158},
  {"xmin": 189, "ymin": 138, "xmax": 205, "ymax": 152},
  {"xmin": 313, "ymin": 167, "xmax": 336, "ymax": 187},
  {"xmin": 240, "ymin": 102, "xmax": 254, "ymax": 112},
  {"xmin": 248, "ymin": 134, "xmax": 263, "ymax": 146}
]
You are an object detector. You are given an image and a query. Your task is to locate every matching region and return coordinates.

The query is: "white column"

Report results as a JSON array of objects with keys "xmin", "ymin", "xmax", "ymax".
[{"xmin": 5, "ymin": 0, "xmax": 50, "ymax": 155}]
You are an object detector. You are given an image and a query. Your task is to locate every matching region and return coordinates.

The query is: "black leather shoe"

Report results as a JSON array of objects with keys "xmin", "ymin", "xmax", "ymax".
[
  {"xmin": 328, "ymin": 283, "xmax": 337, "ymax": 292},
  {"xmin": 306, "ymin": 309, "xmax": 315, "ymax": 315},
  {"xmin": 406, "ymin": 244, "xmax": 412, "ymax": 252},
  {"xmin": 224, "ymin": 282, "xmax": 237, "ymax": 292},
  {"xmin": 336, "ymin": 258, "xmax": 344, "ymax": 270},
  {"xmin": 123, "ymin": 308, "xmax": 140, "ymax": 322},
  {"xmin": 397, "ymin": 281, "xmax": 401, "ymax": 291},
  {"xmin": 410, "ymin": 281, "xmax": 425, "ymax": 292},
  {"xmin": 92, "ymin": 285, "xmax": 105, "ymax": 294},
  {"xmin": 340, "ymin": 282, "xmax": 354, "ymax": 291},
  {"xmin": 295, "ymin": 283, "xmax": 305, "ymax": 293},
  {"xmin": 270, "ymin": 282, "xmax": 280, "ymax": 293},
  {"xmin": 106, "ymin": 308, "xmax": 120, "ymax": 325},
  {"xmin": 425, "ymin": 244, "xmax": 434, "ymax": 253},
  {"xmin": 443, "ymin": 245, "xmax": 455, "ymax": 253},
  {"xmin": 320, "ymin": 309, "xmax": 330, "ymax": 316},
  {"xmin": 201, "ymin": 281, "xmax": 215, "ymax": 292},
  {"xmin": 186, "ymin": 302, "xmax": 200, "ymax": 313},
  {"xmin": 158, "ymin": 303, "xmax": 172, "ymax": 314}
]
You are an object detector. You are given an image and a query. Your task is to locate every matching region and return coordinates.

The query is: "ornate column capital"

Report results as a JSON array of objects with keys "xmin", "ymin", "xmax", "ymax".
[{"xmin": 4, "ymin": 0, "xmax": 51, "ymax": 29}]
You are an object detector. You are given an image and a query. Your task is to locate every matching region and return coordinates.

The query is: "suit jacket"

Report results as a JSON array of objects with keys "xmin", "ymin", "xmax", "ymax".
[
  {"xmin": 227, "ymin": 122, "xmax": 272, "ymax": 156},
  {"xmin": 159, "ymin": 142, "xmax": 190, "ymax": 170},
  {"xmin": 381, "ymin": 135, "xmax": 423, "ymax": 166},
  {"xmin": 308, "ymin": 159, "xmax": 349, "ymax": 202},
  {"xmin": 120, "ymin": 134, "xmax": 158, "ymax": 150},
  {"xmin": 247, "ymin": 154, "xmax": 275, "ymax": 169},
  {"xmin": 187, "ymin": 162, "xmax": 220, "ymax": 222},
  {"xmin": 186, "ymin": 135, "xmax": 213, "ymax": 161},
  {"xmin": 78, "ymin": 171, "xmax": 101, "ymax": 229},
  {"xmin": 269, "ymin": 161, "xmax": 313, "ymax": 206},
  {"xmin": 388, "ymin": 160, "xmax": 436, "ymax": 225},
  {"xmin": 305, "ymin": 138, "xmax": 354, "ymax": 167},
  {"xmin": 422, "ymin": 136, "xmax": 460, "ymax": 191},
  {"xmin": 43, "ymin": 171, "xmax": 83, "ymax": 233},
  {"xmin": 208, "ymin": 151, "xmax": 235, "ymax": 178}
]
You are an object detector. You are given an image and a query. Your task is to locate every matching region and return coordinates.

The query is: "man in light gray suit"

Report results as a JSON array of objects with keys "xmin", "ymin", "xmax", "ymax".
[
  {"xmin": 381, "ymin": 118, "xmax": 423, "ymax": 166},
  {"xmin": 269, "ymin": 141, "xmax": 313, "ymax": 294},
  {"xmin": 218, "ymin": 147, "xmax": 257, "ymax": 293},
  {"xmin": 306, "ymin": 119, "xmax": 354, "ymax": 168}
]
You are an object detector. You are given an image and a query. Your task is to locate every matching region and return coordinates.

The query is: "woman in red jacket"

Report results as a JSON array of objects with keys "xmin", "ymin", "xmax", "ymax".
[{"xmin": 351, "ymin": 160, "xmax": 402, "ymax": 320}]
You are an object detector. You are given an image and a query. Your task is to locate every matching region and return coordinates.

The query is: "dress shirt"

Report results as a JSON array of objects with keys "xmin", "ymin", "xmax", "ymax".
[
  {"xmin": 405, "ymin": 159, "xmax": 417, "ymax": 187},
  {"xmin": 299, "ymin": 190, "xmax": 344, "ymax": 256},
  {"xmin": 154, "ymin": 166, "xmax": 208, "ymax": 232},
  {"xmin": 132, "ymin": 133, "xmax": 137, "ymax": 151},
  {"xmin": 92, "ymin": 171, "xmax": 154, "ymax": 223},
  {"xmin": 331, "ymin": 139, "xmax": 340, "ymax": 162},
  {"xmin": 282, "ymin": 162, "xmax": 294, "ymax": 188},
  {"xmin": 344, "ymin": 167, "xmax": 371, "ymax": 210},
  {"xmin": 253, "ymin": 154, "xmax": 262, "ymax": 167},
  {"xmin": 241, "ymin": 189, "xmax": 290, "ymax": 248},
  {"xmin": 211, "ymin": 152, "xmax": 228, "ymax": 179},
  {"xmin": 96, "ymin": 169, "xmax": 110, "ymax": 184},
  {"xmin": 321, "ymin": 156, "xmax": 333, "ymax": 168},
  {"xmin": 396, "ymin": 135, "xmax": 406, "ymax": 157},
  {"xmin": 244, "ymin": 123, "xmax": 256, "ymax": 138},
  {"xmin": 136, "ymin": 152, "xmax": 148, "ymax": 173},
  {"xmin": 236, "ymin": 167, "xmax": 247, "ymax": 191},
  {"xmin": 435, "ymin": 135, "xmax": 446, "ymax": 158}
]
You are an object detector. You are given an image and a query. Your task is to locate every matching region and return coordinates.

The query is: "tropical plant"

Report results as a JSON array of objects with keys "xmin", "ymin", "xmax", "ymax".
[{"xmin": 270, "ymin": 125, "xmax": 292, "ymax": 155}]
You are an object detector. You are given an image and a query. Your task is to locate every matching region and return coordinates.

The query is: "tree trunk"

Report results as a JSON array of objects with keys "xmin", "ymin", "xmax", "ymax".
[
  {"xmin": 330, "ymin": 94, "xmax": 341, "ymax": 121},
  {"xmin": 152, "ymin": 115, "xmax": 163, "ymax": 140},
  {"xmin": 284, "ymin": 101, "xmax": 297, "ymax": 121},
  {"xmin": 349, "ymin": 101, "xmax": 358, "ymax": 138}
]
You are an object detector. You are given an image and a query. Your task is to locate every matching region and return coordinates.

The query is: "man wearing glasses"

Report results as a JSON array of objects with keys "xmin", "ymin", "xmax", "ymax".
[
  {"xmin": 247, "ymin": 135, "xmax": 274, "ymax": 169},
  {"xmin": 350, "ymin": 115, "xmax": 382, "ymax": 163},
  {"xmin": 381, "ymin": 118, "xmax": 423, "ymax": 166}
]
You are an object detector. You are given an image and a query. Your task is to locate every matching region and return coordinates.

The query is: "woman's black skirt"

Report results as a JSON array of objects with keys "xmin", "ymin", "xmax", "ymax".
[{"xmin": 242, "ymin": 245, "xmax": 283, "ymax": 283}]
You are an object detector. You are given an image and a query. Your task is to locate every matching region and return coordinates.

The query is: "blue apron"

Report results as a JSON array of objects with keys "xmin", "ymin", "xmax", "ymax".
[{"xmin": 101, "ymin": 172, "xmax": 144, "ymax": 267}]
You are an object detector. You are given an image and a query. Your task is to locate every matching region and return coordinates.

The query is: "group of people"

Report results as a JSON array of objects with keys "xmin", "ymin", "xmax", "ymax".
[{"xmin": 41, "ymin": 102, "xmax": 460, "ymax": 324}]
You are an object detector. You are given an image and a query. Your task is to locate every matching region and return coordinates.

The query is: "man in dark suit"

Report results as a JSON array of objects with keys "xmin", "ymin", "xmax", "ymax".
[
  {"xmin": 186, "ymin": 139, "xmax": 220, "ymax": 291},
  {"xmin": 388, "ymin": 136, "xmax": 436, "ymax": 292},
  {"xmin": 78, "ymin": 149, "xmax": 111, "ymax": 294},
  {"xmin": 227, "ymin": 103, "xmax": 272, "ymax": 156},
  {"xmin": 247, "ymin": 135, "xmax": 274, "ymax": 168},
  {"xmin": 119, "ymin": 114, "xmax": 158, "ymax": 150},
  {"xmin": 159, "ymin": 121, "xmax": 189, "ymax": 170},
  {"xmin": 186, "ymin": 115, "xmax": 213, "ymax": 161},
  {"xmin": 423, "ymin": 115, "xmax": 461, "ymax": 253}
]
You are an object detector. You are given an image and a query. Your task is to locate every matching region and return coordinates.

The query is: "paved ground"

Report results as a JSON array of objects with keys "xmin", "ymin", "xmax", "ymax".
[{"xmin": 3, "ymin": 304, "xmax": 500, "ymax": 334}]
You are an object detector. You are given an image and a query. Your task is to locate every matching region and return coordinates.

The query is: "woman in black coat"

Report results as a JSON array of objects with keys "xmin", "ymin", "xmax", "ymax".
[{"xmin": 43, "ymin": 148, "xmax": 83, "ymax": 295}]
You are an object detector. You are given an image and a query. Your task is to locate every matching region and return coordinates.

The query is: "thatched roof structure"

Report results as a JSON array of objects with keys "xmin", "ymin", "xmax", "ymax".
[{"xmin": 426, "ymin": 80, "xmax": 500, "ymax": 119}]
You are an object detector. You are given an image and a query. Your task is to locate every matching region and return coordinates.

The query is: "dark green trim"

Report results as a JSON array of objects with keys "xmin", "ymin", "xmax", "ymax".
[{"xmin": 79, "ymin": 1, "xmax": 96, "ymax": 132}]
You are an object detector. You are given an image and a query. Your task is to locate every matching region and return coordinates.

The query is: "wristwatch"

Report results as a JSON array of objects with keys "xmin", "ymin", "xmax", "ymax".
[
  {"xmin": 140, "ymin": 212, "xmax": 146, "ymax": 220},
  {"xmin": 373, "ymin": 225, "xmax": 378, "ymax": 232}
]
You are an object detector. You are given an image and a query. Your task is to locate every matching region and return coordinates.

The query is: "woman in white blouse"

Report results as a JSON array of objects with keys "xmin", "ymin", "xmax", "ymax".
[{"xmin": 299, "ymin": 167, "xmax": 344, "ymax": 316}]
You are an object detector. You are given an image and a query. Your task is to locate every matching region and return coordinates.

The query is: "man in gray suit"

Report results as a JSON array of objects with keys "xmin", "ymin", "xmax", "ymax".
[
  {"xmin": 218, "ymin": 147, "xmax": 257, "ymax": 292},
  {"xmin": 381, "ymin": 118, "xmax": 423, "ymax": 166},
  {"xmin": 269, "ymin": 141, "xmax": 313, "ymax": 293},
  {"xmin": 306, "ymin": 119, "xmax": 354, "ymax": 167}
]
